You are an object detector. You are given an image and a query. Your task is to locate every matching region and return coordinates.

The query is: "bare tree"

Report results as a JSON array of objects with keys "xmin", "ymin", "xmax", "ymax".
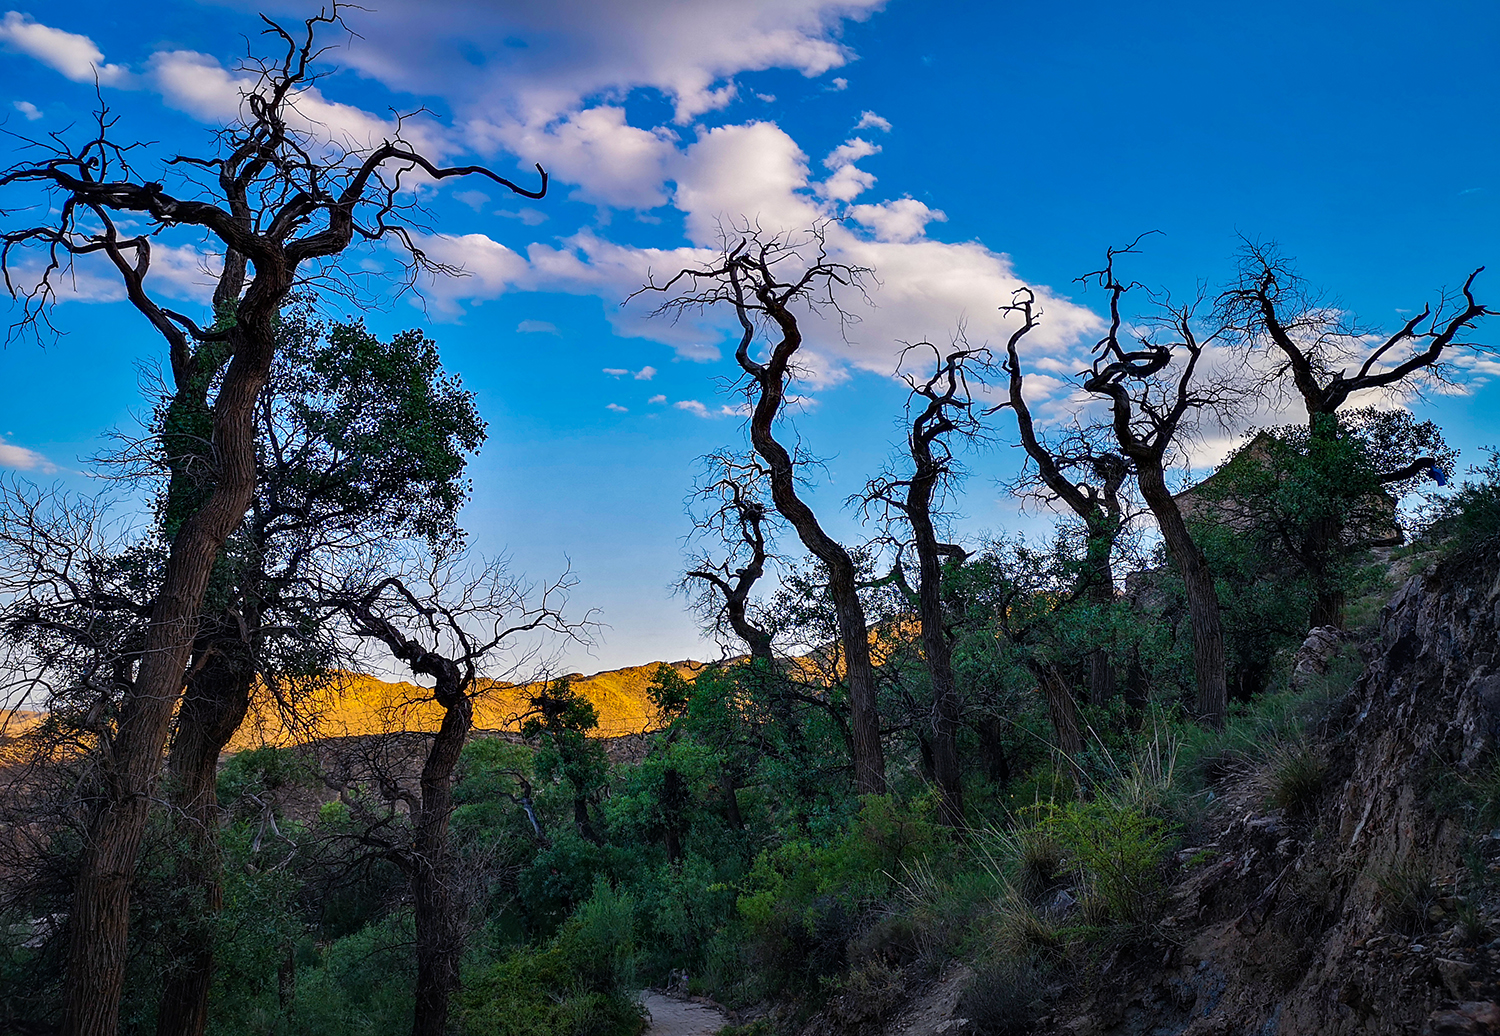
[
  {"xmin": 326, "ymin": 551, "xmax": 584, "ymax": 1036},
  {"xmin": 1218, "ymin": 244, "xmax": 1492, "ymax": 626},
  {"xmin": 995, "ymin": 287, "xmax": 1134, "ymax": 706},
  {"xmin": 1220, "ymin": 241, "xmax": 1492, "ymax": 429},
  {"xmin": 0, "ymin": 10, "xmax": 545, "ymax": 1032},
  {"xmin": 860, "ymin": 337, "xmax": 989, "ymax": 827},
  {"xmin": 681, "ymin": 451, "xmax": 778, "ymax": 665},
  {"xmin": 636, "ymin": 227, "xmax": 886, "ymax": 795},
  {"xmin": 1079, "ymin": 242, "xmax": 1239, "ymax": 728}
]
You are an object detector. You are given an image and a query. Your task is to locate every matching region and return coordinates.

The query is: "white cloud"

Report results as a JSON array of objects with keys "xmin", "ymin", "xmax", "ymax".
[
  {"xmin": 12, "ymin": 98, "xmax": 40, "ymax": 119},
  {"xmin": 603, "ymin": 367, "xmax": 630, "ymax": 377},
  {"xmin": 828, "ymin": 76, "xmax": 849, "ymax": 91},
  {"xmin": 633, "ymin": 366, "xmax": 656, "ymax": 380},
  {"xmin": 648, "ymin": 394, "xmax": 667, "ymax": 404},
  {"xmin": 0, "ymin": 435, "xmax": 56, "ymax": 473},
  {"xmin": 823, "ymin": 137, "xmax": 879, "ymax": 169},
  {"xmin": 0, "ymin": 12, "xmax": 130, "ymax": 85},
  {"xmin": 674, "ymin": 399, "xmax": 712, "ymax": 417},
  {"xmin": 517, "ymin": 319, "xmax": 558, "ymax": 333},
  {"xmin": 326, "ymin": 0, "xmax": 884, "ymax": 125},
  {"xmin": 452, "ymin": 189, "xmax": 490, "ymax": 211},
  {"xmin": 854, "ymin": 110, "xmax": 891, "ymax": 132},
  {"xmin": 849, "ymin": 197, "xmax": 946, "ymax": 243},
  {"xmin": 474, "ymin": 105, "xmax": 678, "ymax": 209},
  {"xmin": 606, "ymin": 403, "xmax": 628, "ymax": 412}
]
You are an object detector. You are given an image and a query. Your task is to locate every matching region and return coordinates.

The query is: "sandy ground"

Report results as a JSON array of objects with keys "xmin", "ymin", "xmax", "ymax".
[{"xmin": 640, "ymin": 991, "xmax": 727, "ymax": 1036}]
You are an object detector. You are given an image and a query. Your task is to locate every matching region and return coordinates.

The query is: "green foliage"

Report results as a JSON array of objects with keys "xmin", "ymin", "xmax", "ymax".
[
  {"xmin": 1421, "ymin": 450, "xmax": 1500, "ymax": 567},
  {"xmin": 1262, "ymin": 740, "xmax": 1327, "ymax": 819},
  {"xmin": 217, "ymin": 746, "xmax": 313, "ymax": 807},
  {"xmin": 1023, "ymin": 800, "xmax": 1174, "ymax": 924},
  {"xmin": 1374, "ymin": 861, "xmax": 1439, "ymax": 937},
  {"xmin": 461, "ymin": 879, "xmax": 644, "ymax": 1036}
]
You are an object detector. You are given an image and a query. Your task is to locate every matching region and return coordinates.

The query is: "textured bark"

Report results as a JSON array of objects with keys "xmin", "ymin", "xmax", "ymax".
[
  {"xmin": 1136, "ymin": 461, "xmax": 1228, "ymax": 727},
  {"xmin": 907, "ymin": 452, "xmax": 963, "ymax": 827},
  {"xmin": 154, "ymin": 633, "xmax": 256, "ymax": 1036},
  {"xmin": 65, "ymin": 308, "xmax": 281, "ymax": 1036},
  {"xmin": 1037, "ymin": 665, "xmax": 1084, "ymax": 759},
  {"xmin": 411, "ymin": 674, "xmax": 473, "ymax": 1036},
  {"xmin": 732, "ymin": 267, "xmax": 885, "ymax": 795}
]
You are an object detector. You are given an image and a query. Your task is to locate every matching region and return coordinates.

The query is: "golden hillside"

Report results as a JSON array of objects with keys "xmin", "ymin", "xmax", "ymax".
[{"xmin": 227, "ymin": 660, "xmax": 705, "ymax": 750}]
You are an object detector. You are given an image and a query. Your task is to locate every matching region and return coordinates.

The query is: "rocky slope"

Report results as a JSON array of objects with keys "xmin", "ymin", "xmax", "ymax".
[{"xmin": 857, "ymin": 550, "xmax": 1500, "ymax": 1036}]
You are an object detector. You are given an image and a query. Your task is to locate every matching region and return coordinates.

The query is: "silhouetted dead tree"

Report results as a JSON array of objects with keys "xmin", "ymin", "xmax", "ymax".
[
  {"xmin": 860, "ymin": 337, "xmax": 989, "ymax": 827},
  {"xmin": 636, "ymin": 226, "xmax": 886, "ymax": 795},
  {"xmin": 1080, "ymin": 241, "xmax": 1241, "ymax": 729},
  {"xmin": 325, "ymin": 551, "xmax": 583, "ymax": 1036},
  {"xmin": 0, "ymin": 9, "xmax": 545, "ymax": 1033},
  {"xmin": 681, "ymin": 451, "xmax": 778, "ymax": 665},
  {"xmin": 1219, "ymin": 241, "xmax": 1493, "ymax": 428},
  {"xmin": 995, "ymin": 287, "xmax": 1136, "ymax": 707},
  {"xmin": 1217, "ymin": 243, "xmax": 1493, "ymax": 626}
]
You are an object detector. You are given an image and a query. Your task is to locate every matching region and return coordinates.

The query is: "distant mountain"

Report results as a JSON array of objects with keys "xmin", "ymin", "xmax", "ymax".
[{"xmin": 227, "ymin": 659, "xmax": 707, "ymax": 750}]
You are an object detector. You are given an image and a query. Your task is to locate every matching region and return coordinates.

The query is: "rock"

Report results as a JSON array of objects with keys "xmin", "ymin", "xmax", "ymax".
[
  {"xmin": 1424, "ymin": 1001, "xmax": 1500, "ymax": 1035},
  {"xmin": 1291, "ymin": 626, "xmax": 1346, "ymax": 690},
  {"xmin": 1438, "ymin": 959, "xmax": 1478, "ymax": 999}
]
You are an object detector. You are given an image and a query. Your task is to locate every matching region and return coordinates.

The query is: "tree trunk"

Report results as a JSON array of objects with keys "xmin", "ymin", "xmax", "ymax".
[
  {"xmin": 410, "ymin": 683, "xmax": 474, "ymax": 1036},
  {"xmin": 1137, "ymin": 461, "xmax": 1228, "ymax": 728},
  {"xmin": 976, "ymin": 716, "xmax": 1011, "ymax": 786},
  {"xmin": 155, "ymin": 635, "xmax": 255, "ymax": 1036},
  {"xmin": 1037, "ymin": 665, "xmax": 1084, "ymax": 760},
  {"xmin": 744, "ymin": 304, "xmax": 885, "ymax": 796},
  {"xmin": 64, "ymin": 314, "xmax": 280, "ymax": 1036}
]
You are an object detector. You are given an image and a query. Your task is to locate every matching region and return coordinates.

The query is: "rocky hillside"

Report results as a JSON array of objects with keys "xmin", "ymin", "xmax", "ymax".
[
  {"xmin": 874, "ymin": 550, "xmax": 1500, "ymax": 1036},
  {"xmin": 225, "ymin": 659, "xmax": 706, "ymax": 750}
]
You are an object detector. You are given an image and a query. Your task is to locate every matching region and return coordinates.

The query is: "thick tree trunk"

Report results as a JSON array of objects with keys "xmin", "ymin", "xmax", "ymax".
[
  {"xmin": 1037, "ymin": 665, "xmax": 1084, "ymax": 759},
  {"xmin": 977, "ymin": 716, "xmax": 1011, "ymax": 786},
  {"xmin": 411, "ymin": 685, "xmax": 474, "ymax": 1036},
  {"xmin": 64, "ymin": 314, "xmax": 280, "ymax": 1036},
  {"xmin": 155, "ymin": 637, "xmax": 255, "ymax": 1036},
  {"xmin": 911, "ymin": 507, "xmax": 963, "ymax": 827},
  {"xmin": 743, "ymin": 304, "xmax": 884, "ymax": 796},
  {"xmin": 1137, "ymin": 462, "xmax": 1228, "ymax": 728}
]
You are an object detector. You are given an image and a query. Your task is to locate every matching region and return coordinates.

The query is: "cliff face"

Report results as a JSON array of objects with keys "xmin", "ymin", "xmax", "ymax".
[{"xmin": 1071, "ymin": 553, "xmax": 1500, "ymax": 1036}]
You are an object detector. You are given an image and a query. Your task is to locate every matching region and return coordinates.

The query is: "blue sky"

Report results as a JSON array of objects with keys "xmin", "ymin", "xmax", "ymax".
[{"xmin": 1, "ymin": 0, "xmax": 1496, "ymax": 671}]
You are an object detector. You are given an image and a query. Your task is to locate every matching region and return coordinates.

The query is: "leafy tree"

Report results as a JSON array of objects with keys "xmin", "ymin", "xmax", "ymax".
[
  {"xmin": 523, "ymin": 678, "xmax": 612, "ymax": 845},
  {"xmin": 0, "ymin": 10, "xmax": 546, "ymax": 1029}
]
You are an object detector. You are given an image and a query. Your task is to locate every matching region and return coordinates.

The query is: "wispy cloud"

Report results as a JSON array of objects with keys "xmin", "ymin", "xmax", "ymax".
[
  {"xmin": 605, "ymin": 403, "xmax": 628, "ymax": 412},
  {"xmin": 674, "ymin": 399, "xmax": 711, "ymax": 418},
  {"xmin": 0, "ymin": 11, "xmax": 131, "ymax": 85},
  {"xmin": 0, "ymin": 435, "xmax": 57, "ymax": 473},
  {"xmin": 517, "ymin": 319, "xmax": 559, "ymax": 333}
]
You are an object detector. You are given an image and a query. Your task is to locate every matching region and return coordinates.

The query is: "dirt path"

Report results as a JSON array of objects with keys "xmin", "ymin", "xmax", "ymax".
[{"xmin": 640, "ymin": 991, "xmax": 727, "ymax": 1036}]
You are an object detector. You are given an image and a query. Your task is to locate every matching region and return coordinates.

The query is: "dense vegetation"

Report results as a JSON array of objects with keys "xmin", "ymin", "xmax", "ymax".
[{"xmin": 0, "ymin": 15, "xmax": 1495, "ymax": 1036}]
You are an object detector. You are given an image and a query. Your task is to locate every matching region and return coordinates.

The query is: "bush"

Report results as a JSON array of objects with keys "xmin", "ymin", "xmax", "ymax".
[
  {"xmin": 957, "ymin": 961, "xmax": 1044, "ymax": 1036},
  {"xmin": 1263, "ymin": 740, "xmax": 1328, "ymax": 819},
  {"xmin": 1375, "ymin": 861, "xmax": 1439, "ymax": 937},
  {"xmin": 1421, "ymin": 451, "xmax": 1500, "ymax": 567},
  {"xmin": 1025, "ymin": 800, "xmax": 1174, "ymax": 925},
  {"xmin": 460, "ymin": 878, "xmax": 645, "ymax": 1036}
]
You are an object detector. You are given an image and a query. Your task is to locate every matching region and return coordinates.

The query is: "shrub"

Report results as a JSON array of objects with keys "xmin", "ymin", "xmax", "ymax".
[
  {"xmin": 1263, "ymin": 740, "xmax": 1328, "ymax": 819},
  {"xmin": 1025, "ymin": 800, "xmax": 1174, "ymax": 925},
  {"xmin": 1375, "ymin": 861, "xmax": 1438, "ymax": 937},
  {"xmin": 460, "ymin": 879, "xmax": 644, "ymax": 1036},
  {"xmin": 957, "ymin": 961, "xmax": 1044, "ymax": 1036}
]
